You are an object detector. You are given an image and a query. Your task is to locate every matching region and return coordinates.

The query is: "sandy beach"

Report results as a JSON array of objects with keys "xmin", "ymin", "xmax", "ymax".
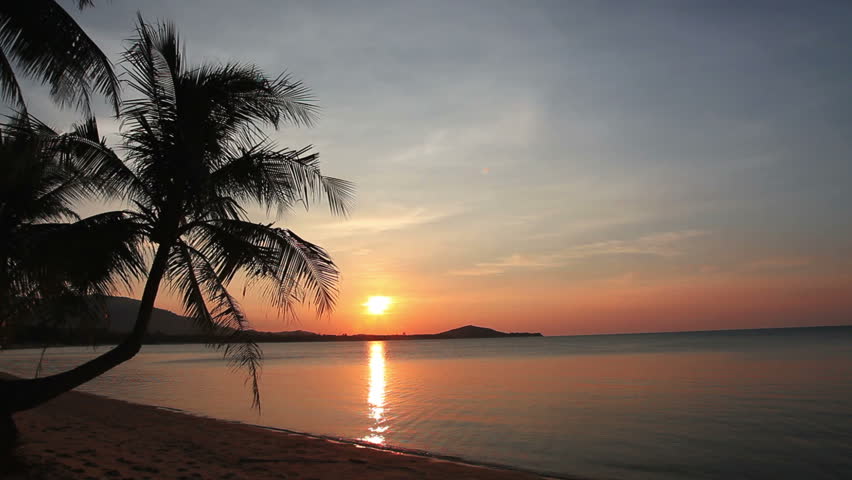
[{"xmin": 3, "ymin": 385, "xmax": 556, "ymax": 480}]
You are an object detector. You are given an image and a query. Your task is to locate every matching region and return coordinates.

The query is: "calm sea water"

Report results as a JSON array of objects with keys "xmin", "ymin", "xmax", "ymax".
[{"xmin": 3, "ymin": 326, "xmax": 852, "ymax": 479}]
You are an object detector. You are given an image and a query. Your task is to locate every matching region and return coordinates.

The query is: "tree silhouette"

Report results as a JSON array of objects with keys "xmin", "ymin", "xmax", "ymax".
[
  {"xmin": 0, "ymin": 113, "xmax": 145, "ymax": 344},
  {"xmin": 0, "ymin": 1, "xmax": 120, "ymax": 114},
  {"xmin": 0, "ymin": 17, "xmax": 353, "ymax": 450}
]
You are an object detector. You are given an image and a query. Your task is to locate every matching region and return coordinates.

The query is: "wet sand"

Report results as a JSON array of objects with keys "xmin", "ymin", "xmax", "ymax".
[{"xmin": 4, "ymin": 387, "xmax": 557, "ymax": 479}]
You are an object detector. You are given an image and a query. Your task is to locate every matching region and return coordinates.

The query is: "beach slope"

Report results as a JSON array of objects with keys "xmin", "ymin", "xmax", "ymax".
[{"xmin": 5, "ymin": 387, "xmax": 553, "ymax": 479}]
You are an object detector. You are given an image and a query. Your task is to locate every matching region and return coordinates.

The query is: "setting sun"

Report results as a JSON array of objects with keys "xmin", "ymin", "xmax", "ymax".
[{"xmin": 364, "ymin": 296, "xmax": 392, "ymax": 315}]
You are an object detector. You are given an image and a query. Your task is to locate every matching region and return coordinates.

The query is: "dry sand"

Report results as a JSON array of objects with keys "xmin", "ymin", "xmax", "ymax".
[{"xmin": 3, "ymin": 387, "xmax": 557, "ymax": 480}]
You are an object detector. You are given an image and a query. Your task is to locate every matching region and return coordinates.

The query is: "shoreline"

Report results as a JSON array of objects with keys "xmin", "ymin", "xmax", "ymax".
[
  {"xmin": 4, "ymin": 377, "xmax": 574, "ymax": 480},
  {"xmin": 5, "ymin": 324, "xmax": 851, "ymax": 351},
  {"xmin": 195, "ymin": 416, "xmax": 571, "ymax": 480}
]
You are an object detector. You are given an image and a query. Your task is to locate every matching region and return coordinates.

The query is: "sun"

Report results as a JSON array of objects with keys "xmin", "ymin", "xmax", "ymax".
[{"xmin": 364, "ymin": 296, "xmax": 392, "ymax": 315}]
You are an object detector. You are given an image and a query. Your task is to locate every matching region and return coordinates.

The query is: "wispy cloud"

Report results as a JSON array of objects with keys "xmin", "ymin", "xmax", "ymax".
[
  {"xmin": 388, "ymin": 102, "xmax": 539, "ymax": 166},
  {"xmin": 450, "ymin": 230, "xmax": 708, "ymax": 276},
  {"xmin": 558, "ymin": 230, "xmax": 708, "ymax": 259},
  {"xmin": 318, "ymin": 207, "xmax": 456, "ymax": 237},
  {"xmin": 447, "ymin": 267, "xmax": 506, "ymax": 277},
  {"xmin": 742, "ymin": 256, "xmax": 811, "ymax": 272}
]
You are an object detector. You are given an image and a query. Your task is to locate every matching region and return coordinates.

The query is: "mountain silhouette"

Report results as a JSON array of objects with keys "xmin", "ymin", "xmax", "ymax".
[
  {"xmin": 436, "ymin": 325, "xmax": 535, "ymax": 338},
  {"xmin": 13, "ymin": 297, "xmax": 542, "ymax": 345},
  {"xmin": 103, "ymin": 296, "xmax": 208, "ymax": 336}
]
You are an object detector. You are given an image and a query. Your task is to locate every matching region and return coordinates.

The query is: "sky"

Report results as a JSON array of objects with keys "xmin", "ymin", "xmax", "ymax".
[{"xmin": 21, "ymin": 0, "xmax": 852, "ymax": 335}]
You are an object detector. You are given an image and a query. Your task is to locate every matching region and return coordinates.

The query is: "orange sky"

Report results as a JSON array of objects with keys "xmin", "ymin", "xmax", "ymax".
[{"xmin": 145, "ymin": 243, "xmax": 852, "ymax": 336}]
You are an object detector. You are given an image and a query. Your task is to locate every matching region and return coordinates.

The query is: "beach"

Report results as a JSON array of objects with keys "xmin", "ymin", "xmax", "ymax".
[{"xmin": 3, "ymin": 385, "xmax": 553, "ymax": 480}]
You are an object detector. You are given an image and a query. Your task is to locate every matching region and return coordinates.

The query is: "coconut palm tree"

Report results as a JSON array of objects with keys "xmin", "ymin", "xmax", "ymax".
[
  {"xmin": 0, "ymin": 0, "xmax": 120, "ymax": 113},
  {"xmin": 0, "ymin": 113, "xmax": 146, "ymax": 450},
  {"xmin": 0, "ymin": 17, "xmax": 353, "ymax": 449},
  {"xmin": 0, "ymin": 113, "xmax": 145, "ymax": 340}
]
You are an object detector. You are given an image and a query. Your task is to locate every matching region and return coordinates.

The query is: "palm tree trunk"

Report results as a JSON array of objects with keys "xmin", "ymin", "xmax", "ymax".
[{"xmin": 0, "ymin": 240, "xmax": 173, "ymax": 449}]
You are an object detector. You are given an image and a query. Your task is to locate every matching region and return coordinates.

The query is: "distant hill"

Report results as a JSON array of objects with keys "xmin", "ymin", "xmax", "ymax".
[
  {"xmin": 10, "ymin": 296, "xmax": 542, "ymax": 345},
  {"xmin": 104, "ymin": 296, "xmax": 205, "ymax": 336},
  {"xmin": 329, "ymin": 326, "xmax": 542, "ymax": 342},
  {"xmin": 267, "ymin": 330, "xmax": 318, "ymax": 337},
  {"xmin": 8, "ymin": 296, "xmax": 209, "ymax": 345},
  {"xmin": 103, "ymin": 299, "xmax": 542, "ymax": 340},
  {"xmin": 435, "ymin": 325, "xmax": 538, "ymax": 339}
]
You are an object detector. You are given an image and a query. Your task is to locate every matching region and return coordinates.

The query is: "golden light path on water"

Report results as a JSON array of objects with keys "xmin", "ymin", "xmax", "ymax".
[{"xmin": 362, "ymin": 341, "xmax": 388, "ymax": 444}]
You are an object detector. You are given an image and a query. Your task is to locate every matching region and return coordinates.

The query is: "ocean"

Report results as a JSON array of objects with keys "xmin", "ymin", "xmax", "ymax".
[{"xmin": 3, "ymin": 326, "xmax": 852, "ymax": 479}]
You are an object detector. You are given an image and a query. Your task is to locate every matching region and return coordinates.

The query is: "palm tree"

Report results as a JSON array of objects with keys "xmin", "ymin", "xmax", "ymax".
[
  {"xmin": 0, "ymin": 0, "xmax": 120, "ymax": 113},
  {"xmin": 0, "ymin": 113, "xmax": 146, "ymax": 336},
  {"xmin": 0, "ymin": 17, "xmax": 352, "ymax": 449},
  {"xmin": 0, "ymin": 113, "xmax": 146, "ymax": 450}
]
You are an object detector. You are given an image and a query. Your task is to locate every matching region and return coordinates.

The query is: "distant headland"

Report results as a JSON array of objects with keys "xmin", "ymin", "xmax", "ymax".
[
  {"xmin": 9, "ymin": 296, "xmax": 542, "ymax": 347},
  {"xmin": 244, "ymin": 324, "xmax": 543, "ymax": 344}
]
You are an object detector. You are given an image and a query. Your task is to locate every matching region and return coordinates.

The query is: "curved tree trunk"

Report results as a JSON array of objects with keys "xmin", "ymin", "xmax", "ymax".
[{"xmin": 0, "ymin": 240, "xmax": 173, "ymax": 449}]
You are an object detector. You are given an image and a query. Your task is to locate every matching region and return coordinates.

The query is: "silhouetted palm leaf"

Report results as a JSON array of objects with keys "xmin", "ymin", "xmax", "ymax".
[
  {"xmin": 0, "ymin": 116, "xmax": 145, "ymax": 339},
  {"xmin": 0, "ymin": 49, "xmax": 24, "ymax": 107},
  {"xmin": 0, "ymin": 1, "xmax": 120, "ymax": 113},
  {"xmin": 169, "ymin": 242, "xmax": 263, "ymax": 408}
]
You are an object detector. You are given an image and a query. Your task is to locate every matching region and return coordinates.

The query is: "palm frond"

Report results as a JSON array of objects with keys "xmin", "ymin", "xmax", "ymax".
[
  {"xmin": 0, "ymin": 119, "xmax": 88, "ymax": 224},
  {"xmin": 169, "ymin": 241, "xmax": 263, "ymax": 408},
  {"xmin": 181, "ymin": 63, "xmax": 317, "ymax": 136},
  {"xmin": 121, "ymin": 16, "xmax": 179, "ymax": 148},
  {"xmin": 0, "ymin": 0, "xmax": 120, "ymax": 113},
  {"xmin": 0, "ymin": 48, "xmax": 24, "ymax": 108},
  {"xmin": 28, "ymin": 172, "xmax": 87, "ymax": 222},
  {"xmin": 186, "ymin": 219, "xmax": 340, "ymax": 316},
  {"xmin": 5, "ymin": 113, "xmax": 147, "ymax": 204},
  {"xmin": 211, "ymin": 140, "xmax": 354, "ymax": 217},
  {"xmin": 18, "ymin": 211, "xmax": 147, "ymax": 296},
  {"xmin": 210, "ymin": 140, "xmax": 310, "ymax": 213},
  {"xmin": 191, "ymin": 194, "xmax": 249, "ymax": 224},
  {"xmin": 264, "ymin": 71, "xmax": 319, "ymax": 128},
  {"xmin": 320, "ymin": 176, "xmax": 356, "ymax": 217},
  {"xmin": 61, "ymin": 117, "xmax": 148, "ymax": 201}
]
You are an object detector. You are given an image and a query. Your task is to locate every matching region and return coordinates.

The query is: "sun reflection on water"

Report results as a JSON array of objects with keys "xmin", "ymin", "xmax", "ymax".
[{"xmin": 362, "ymin": 341, "xmax": 387, "ymax": 444}]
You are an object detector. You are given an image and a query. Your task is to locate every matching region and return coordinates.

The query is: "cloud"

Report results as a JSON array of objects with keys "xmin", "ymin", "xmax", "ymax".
[
  {"xmin": 387, "ymin": 101, "xmax": 539, "ymax": 166},
  {"xmin": 488, "ymin": 253, "xmax": 562, "ymax": 268},
  {"xmin": 742, "ymin": 256, "xmax": 811, "ymax": 272},
  {"xmin": 699, "ymin": 265, "xmax": 721, "ymax": 274},
  {"xmin": 558, "ymin": 230, "xmax": 708, "ymax": 260},
  {"xmin": 448, "ymin": 267, "xmax": 506, "ymax": 277},
  {"xmin": 317, "ymin": 207, "xmax": 455, "ymax": 237},
  {"xmin": 450, "ymin": 229, "xmax": 708, "ymax": 276}
]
